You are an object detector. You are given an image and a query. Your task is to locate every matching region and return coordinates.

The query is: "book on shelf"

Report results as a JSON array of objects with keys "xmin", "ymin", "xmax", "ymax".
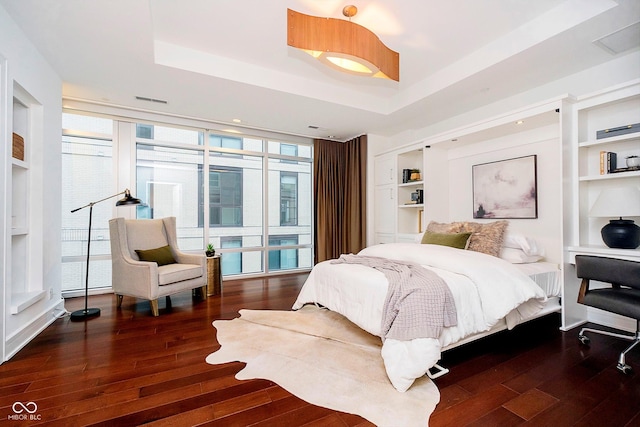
[
  {"xmin": 402, "ymin": 168, "xmax": 411, "ymax": 183},
  {"xmin": 599, "ymin": 151, "xmax": 617, "ymax": 174}
]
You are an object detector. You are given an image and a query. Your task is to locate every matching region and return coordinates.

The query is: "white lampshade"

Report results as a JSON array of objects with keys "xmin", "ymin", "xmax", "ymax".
[{"xmin": 589, "ymin": 186, "xmax": 640, "ymax": 218}]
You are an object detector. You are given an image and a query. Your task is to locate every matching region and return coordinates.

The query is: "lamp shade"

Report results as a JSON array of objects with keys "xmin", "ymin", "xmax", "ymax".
[
  {"xmin": 287, "ymin": 8, "xmax": 399, "ymax": 81},
  {"xmin": 589, "ymin": 186, "xmax": 640, "ymax": 218},
  {"xmin": 590, "ymin": 186, "xmax": 640, "ymax": 249},
  {"xmin": 116, "ymin": 189, "xmax": 142, "ymax": 206}
]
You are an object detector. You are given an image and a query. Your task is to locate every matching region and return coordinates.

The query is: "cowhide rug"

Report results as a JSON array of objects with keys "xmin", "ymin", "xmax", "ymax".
[{"xmin": 206, "ymin": 305, "xmax": 439, "ymax": 426}]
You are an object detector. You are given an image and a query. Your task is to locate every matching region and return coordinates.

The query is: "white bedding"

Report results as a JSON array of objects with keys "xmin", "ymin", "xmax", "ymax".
[{"xmin": 292, "ymin": 243, "xmax": 548, "ymax": 392}]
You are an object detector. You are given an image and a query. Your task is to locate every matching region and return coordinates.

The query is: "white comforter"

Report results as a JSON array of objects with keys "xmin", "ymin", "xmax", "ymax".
[{"xmin": 292, "ymin": 243, "xmax": 547, "ymax": 392}]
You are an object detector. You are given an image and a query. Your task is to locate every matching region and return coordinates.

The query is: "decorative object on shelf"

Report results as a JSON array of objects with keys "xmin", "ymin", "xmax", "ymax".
[
  {"xmin": 589, "ymin": 186, "xmax": 640, "ymax": 249},
  {"xmin": 472, "ymin": 155, "xmax": 538, "ymax": 219},
  {"xmin": 627, "ymin": 155, "xmax": 640, "ymax": 168},
  {"xmin": 69, "ymin": 189, "xmax": 143, "ymax": 320},
  {"xmin": 402, "ymin": 168, "xmax": 421, "ymax": 183},
  {"xmin": 205, "ymin": 243, "xmax": 216, "ymax": 257},
  {"xmin": 610, "ymin": 165, "xmax": 640, "ymax": 174},
  {"xmin": 410, "ymin": 189, "xmax": 423, "ymax": 204},
  {"xmin": 287, "ymin": 7, "xmax": 399, "ymax": 81},
  {"xmin": 12, "ymin": 132, "xmax": 24, "ymax": 161},
  {"xmin": 418, "ymin": 209, "xmax": 424, "ymax": 233},
  {"xmin": 596, "ymin": 122, "xmax": 640, "ymax": 139}
]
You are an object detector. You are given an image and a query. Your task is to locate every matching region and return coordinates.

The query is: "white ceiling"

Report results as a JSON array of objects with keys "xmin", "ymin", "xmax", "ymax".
[{"xmin": 1, "ymin": 0, "xmax": 639, "ymax": 141}]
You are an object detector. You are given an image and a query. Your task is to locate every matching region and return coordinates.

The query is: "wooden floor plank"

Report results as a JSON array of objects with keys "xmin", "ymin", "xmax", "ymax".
[{"xmin": 1, "ymin": 273, "xmax": 638, "ymax": 426}]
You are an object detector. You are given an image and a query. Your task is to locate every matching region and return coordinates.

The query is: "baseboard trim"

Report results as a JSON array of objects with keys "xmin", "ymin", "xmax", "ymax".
[{"xmin": 4, "ymin": 298, "xmax": 65, "ymax": 362}]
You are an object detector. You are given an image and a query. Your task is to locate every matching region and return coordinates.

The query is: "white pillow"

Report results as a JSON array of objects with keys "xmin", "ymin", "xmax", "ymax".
[
  {"xmin": 502, "ymin": 233, "xmax": 545, "ymax": 256},
  {"xmin": 500, "ymin": 247, "xmax": 543, "ymax": 264}
]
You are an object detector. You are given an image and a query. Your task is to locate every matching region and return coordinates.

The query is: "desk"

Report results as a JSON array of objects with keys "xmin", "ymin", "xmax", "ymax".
[
  {"xmin": 567, "ymin": 246, "xmax": 640, "ymax": 264},
  {"xmin": 206, "ymin": 255, "xmax": 222, "ymax": 296}
]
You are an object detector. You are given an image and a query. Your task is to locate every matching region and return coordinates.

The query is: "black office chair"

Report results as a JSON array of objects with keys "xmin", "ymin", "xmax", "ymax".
[{"xmin": 575, "ymin": 255, "xmax": 640, "ymax": 374}]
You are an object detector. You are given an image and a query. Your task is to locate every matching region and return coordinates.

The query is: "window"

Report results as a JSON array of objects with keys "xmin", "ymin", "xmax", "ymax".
[
  {"xmin": 62, "ymin": 112, "xmax": 313, "ymax": 289},
  {"xmin": 280, "ymin": 143, "xmax": 298, "ymax": 160},
  {"xmin": 137, "ymin": 123, "xmax": 203, "ymax": 145},
  {"xmin": 135, "ymin": 142, "xmax": 204, "ymax": 250},
  {"xmin": 209, "ymin": 134, "xmax": 243, "ymax": 149},
  {"xmin": 268, "ymin": 235, "xmax": 298, "ymax": 271},
  {"xmin": 61, "ymin": 113, "xmax": 114, "ymax": 293},
  {"xmin": 280, "ymin": 172, "xmax": 298, "ymax": 226},
  {"xmin": 209, "ymin": 167, "xmax": 242, "ymax": 227},
  {"xmin": 220, "ymin": 237, "xmax": 242, "ymax": 275}
]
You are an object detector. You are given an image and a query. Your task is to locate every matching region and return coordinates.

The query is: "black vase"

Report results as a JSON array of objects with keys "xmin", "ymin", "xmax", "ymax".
[{"xmin": 601, "ymin": 219, "xmax": 640, "ymax": 249}]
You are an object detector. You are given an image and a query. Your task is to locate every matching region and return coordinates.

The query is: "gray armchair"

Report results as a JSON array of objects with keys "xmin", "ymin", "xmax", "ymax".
[
  {"xmin": 576, "ymin": 255, "xmax": 640, "ymax": 374},
  {"xmin": 109, "ymin": 216, "xmax": 207, "ymax": 316}
]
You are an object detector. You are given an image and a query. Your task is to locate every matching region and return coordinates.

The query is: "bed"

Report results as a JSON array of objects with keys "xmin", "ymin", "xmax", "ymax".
[{"xmin": 292, "ymin": 226, "xmax": 561, "ymax": 392}]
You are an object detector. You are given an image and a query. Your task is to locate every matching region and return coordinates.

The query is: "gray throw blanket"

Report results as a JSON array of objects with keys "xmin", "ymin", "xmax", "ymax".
[{"xmin": 331, "ymin": 254, "xmax": 457, "ymax": 341}]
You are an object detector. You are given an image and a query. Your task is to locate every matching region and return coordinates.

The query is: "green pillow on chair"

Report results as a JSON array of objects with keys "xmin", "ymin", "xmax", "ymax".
[
  {"xmin": 421, "ymin": 231, "xmax": 472, "ymax": 249},
  {"xmin": 135, "ymin": 245, "xmax": 176, "ymax": 266}
]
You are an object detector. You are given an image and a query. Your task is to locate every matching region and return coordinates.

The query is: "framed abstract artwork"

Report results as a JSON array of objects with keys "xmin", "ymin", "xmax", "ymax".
[{"xmin": 472, "ymin": 155, "xmax": 538, "ymax": 219}]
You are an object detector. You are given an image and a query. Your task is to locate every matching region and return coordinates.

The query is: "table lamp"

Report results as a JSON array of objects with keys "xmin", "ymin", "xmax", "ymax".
[{"xmin": 589, "ymin": 186, "xmax": 640, "ymax": 249}]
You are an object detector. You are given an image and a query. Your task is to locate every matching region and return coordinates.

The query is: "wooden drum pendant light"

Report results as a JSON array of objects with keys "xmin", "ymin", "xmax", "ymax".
[{"xmin": 287, "ymin": 7, "xmax": 400, "ymax": 81}]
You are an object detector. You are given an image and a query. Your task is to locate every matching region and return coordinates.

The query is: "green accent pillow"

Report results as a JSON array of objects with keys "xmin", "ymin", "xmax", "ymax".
[
  {"xmin": 421, "ymin": 231, "xmax": 472, "ymax": 249},
  {"xmin": 135, "ymin": 245, "xmax": 176, "ymax": 266}
]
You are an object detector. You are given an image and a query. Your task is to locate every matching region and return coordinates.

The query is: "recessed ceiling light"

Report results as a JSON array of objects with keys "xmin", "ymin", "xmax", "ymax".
[
  {"xmin": 516, "ymin": 120, "xmax": 524, "ymax": 125},
  {"xmin": 232, "ymin": 118, "xmax": 242, "ymax": 123}
]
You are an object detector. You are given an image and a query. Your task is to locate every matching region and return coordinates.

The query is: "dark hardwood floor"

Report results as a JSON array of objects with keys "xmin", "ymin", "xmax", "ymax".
[{"xmin": 1, "ymin": 273, "xmax": 638, "ymax": 426}]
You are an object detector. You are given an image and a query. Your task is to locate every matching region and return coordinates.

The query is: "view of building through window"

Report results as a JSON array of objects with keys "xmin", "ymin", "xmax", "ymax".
[{"xmin": 61, "ymin": 112, "xmax": 313, "ymax": 295}]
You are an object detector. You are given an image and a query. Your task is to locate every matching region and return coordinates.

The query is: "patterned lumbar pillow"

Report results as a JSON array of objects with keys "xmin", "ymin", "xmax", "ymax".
[{"xmin": 426, "ymin": 220, "xmax": 509, "ymax": 257}]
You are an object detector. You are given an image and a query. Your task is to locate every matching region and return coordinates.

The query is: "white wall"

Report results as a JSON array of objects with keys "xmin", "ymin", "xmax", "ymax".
[
  {"xmin": 368, "ymin": 52, "xmax": 639, "ymax": 332},
  {"xmin": 386, "ymin": 51, "xmax": 640, "ymax": 149},
  {"xmin": 1, "ymin": 4, "xmax": 63, "ymax": 361},
  {"xmin": 446, "ymin": 124, "xmax": 562, "ymax": 262}
]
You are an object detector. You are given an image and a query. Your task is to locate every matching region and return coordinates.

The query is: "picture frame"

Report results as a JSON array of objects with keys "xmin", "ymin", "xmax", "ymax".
[{"xmin": 472, "ymin": 155, "xmax": 537, "ymax": 219}]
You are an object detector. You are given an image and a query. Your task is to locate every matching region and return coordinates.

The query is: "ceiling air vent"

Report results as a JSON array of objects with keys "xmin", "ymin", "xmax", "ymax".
[
  {"xmin": 135, "ymin": 96, "xmax": 168, "ymax": 104},
  {"xmin": 593, "ymin": 21, "xmax": 640, "ymax": 55}
]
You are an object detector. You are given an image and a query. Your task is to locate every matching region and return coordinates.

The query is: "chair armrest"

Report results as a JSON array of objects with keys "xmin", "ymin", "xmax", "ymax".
[
  {"xmin": 577, "ymin": 278, "xmax": 590, "ymax": 304},
  {"xmin": 111, "ymin": 254, "xmax": 160, "ymax": 299},
  {"xmin": 173, "ymin": 250, "xmax": 206, "ymax": 269}
]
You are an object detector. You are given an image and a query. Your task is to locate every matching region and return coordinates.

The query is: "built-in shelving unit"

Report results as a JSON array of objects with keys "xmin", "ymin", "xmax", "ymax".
[
  {"xmin": 397, "ymin": 148, "xmax": 424, "ymax": 236},
  {"xmin": 569, "ymin": 80, "xmax": 640, "ymax": 260},
  {"xmin": 10, "ymin": 83, "xmax": 45, "ymax": 315}
]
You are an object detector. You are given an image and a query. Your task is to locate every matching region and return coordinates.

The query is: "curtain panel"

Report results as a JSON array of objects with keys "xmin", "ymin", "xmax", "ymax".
[{"xmin": 314, "ymin": 135, "xmax": 367, "ymax": 263}]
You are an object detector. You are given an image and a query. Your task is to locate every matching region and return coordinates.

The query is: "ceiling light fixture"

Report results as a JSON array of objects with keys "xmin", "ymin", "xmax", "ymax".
[{"xmin": 287, "ymin": 6, "xmax": 399, "ymax": 82}]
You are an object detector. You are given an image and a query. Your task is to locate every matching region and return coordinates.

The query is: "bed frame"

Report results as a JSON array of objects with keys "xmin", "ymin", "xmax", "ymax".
[{"xmin": 427, "ymin": 297, "xmax": 562, "ymax": 379}]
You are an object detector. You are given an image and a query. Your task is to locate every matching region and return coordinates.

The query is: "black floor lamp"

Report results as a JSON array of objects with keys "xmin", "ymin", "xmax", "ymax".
[{"xmin": 69, "ymin": 189, "xmax": 142, "ymax": 321}]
